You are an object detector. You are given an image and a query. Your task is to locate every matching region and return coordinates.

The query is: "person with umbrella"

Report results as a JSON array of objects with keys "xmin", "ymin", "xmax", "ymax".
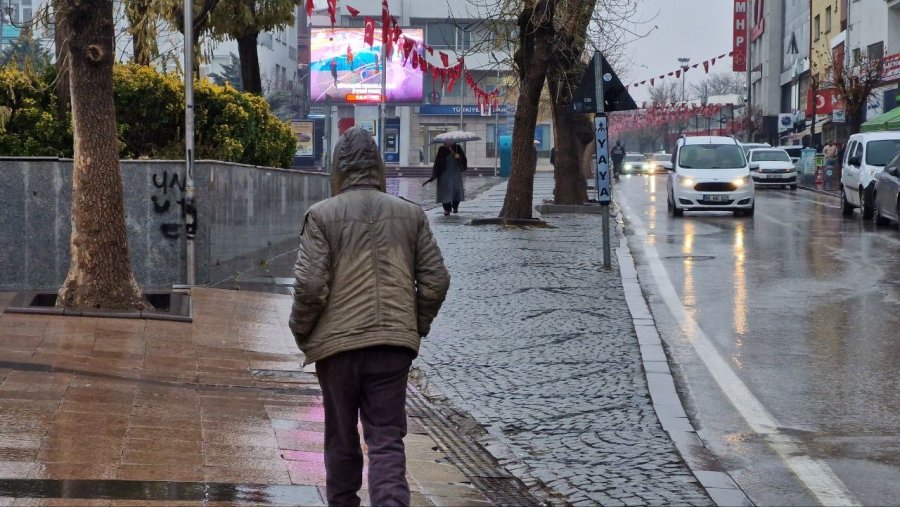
[{"xmin": 424, "ymin": 133, "xmax": 469, "ymax": 215}]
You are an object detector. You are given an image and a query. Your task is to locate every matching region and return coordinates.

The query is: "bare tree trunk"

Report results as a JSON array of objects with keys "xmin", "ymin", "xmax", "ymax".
[
  {"xmin": 57, "ymin": 0, "xmax": 148, "ymax": 310},
  {"xmin": 500, "ymin": 0, "xmax": 555, "ymax": 219},
  {"xmin": 237, "ymin": 31, "xmax": 262, "ymax": 94},
  {"xmin": 548, "ymin": 66, "xmax": 591, "ymax": 205}
]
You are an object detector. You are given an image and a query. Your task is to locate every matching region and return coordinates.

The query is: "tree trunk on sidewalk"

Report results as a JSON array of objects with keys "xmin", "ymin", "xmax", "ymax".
[
  {"xmin": 548, "ymin": 65, "xmax": 591, "ymax": 205},
  {"xmin": 500, "ymin": 0, "xmax": 556, "ymax": 220},
  {"xmin": 237, "ymin": 31, "xmax": 262, "ymax": 94},
  {"xmin": 546, "ymin": 0, "xmax": 594, "ymax": 205},
  {"xmin": 56, "ymin": 0, "xmax": 149, "ymax": 310}
]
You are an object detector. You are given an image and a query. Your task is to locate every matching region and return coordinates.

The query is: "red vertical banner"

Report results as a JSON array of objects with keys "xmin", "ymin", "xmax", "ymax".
[{"xmin": 733, "ymin": 0, "xmax": 748, "ymax": 72}]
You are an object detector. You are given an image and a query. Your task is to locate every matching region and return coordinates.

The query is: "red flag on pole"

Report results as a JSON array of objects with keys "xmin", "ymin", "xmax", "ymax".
[
  {"xmin": 363, "ymin": 17, "xmax": 375, "ymax": 47},
  {"xmin": 346, "ymin": 5, "xmax": 360, "ymax": 16},
  {"xmin": 306, "ymin": 0, "xmax": 314, "ymax": 19},
  {"xmin": 381, "ymin": 0, "xmax": 391, "ymax": 57}
]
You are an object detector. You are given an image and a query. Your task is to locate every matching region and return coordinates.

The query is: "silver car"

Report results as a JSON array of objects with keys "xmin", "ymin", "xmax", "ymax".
[{"xmin": 873, "ymin": 152, "xmax": 900, "ymax": 228}]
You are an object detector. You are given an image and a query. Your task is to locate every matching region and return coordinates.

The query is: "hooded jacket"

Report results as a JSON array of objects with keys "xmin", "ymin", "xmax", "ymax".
[{"xmin": 289, "ymin": 127, "xmax": 450, "ymax": 364}]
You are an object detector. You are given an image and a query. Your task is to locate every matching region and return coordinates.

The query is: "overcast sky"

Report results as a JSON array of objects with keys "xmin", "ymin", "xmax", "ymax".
[{"xmin": 619, "ymin": 0, "xmax": 735, "ymax": 104}]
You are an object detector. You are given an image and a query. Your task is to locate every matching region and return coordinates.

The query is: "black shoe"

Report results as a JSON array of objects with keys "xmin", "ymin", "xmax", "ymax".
[{"xmin": 452, "ymin": 208, "xmax": 458, "ymax": 214}]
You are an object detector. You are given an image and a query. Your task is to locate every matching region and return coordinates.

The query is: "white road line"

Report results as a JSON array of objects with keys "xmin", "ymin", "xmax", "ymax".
[
  {"xmin": 768, "ymin": 192, "xmax": 841, "ymax": 209},
  {"xmin": 617, "ymin": 195, "xmax": 861, "ymax": 507}
]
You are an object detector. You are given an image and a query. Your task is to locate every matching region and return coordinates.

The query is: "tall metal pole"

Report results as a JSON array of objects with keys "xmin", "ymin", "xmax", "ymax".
[
  {"xmin": 745, "ymin": 8, "xmax": 753, "ymax": 142},
  {"xmin": 183, "ymin": 0, "xmax": 196, "ymax": 286},
  {"xmin": 379, "ymin": 38, "xmax": 387, "ymax": 150},
  {"xmin": 594, "ymin": 52, "xmax": 611, "ymax": 270},
  {"xmin": 458, "ymin": 31, "xmax": 464, "ymax": 132},
  {"xmin": 493, "ymin": 66, "xmax": 500, "ymax": 177}
]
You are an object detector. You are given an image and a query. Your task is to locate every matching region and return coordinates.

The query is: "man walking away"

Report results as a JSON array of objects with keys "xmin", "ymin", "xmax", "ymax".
[
  {"xmin": 290, "ymin": 127, "xmax": 451, "ymax": 507},
  {"xmin": 611, "ymin": 140, "xmax": 626, "ymax": 179}
]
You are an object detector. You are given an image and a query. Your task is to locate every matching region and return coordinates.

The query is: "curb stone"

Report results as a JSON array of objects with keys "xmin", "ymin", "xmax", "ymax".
[{"xmin": 614, "ymin": 208, "xmax": 755, "ymax": 507}]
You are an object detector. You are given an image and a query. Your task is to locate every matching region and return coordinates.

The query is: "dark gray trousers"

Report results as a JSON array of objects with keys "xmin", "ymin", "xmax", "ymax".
[{"xmin": 316, "ymin": 346, "xmax": 414, "ymax": 507}]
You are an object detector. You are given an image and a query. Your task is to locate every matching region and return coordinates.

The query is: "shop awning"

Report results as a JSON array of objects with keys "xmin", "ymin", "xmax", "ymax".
[{"xmin": 861, "ymin": 106, "xmax": 900, "ymax": 132}]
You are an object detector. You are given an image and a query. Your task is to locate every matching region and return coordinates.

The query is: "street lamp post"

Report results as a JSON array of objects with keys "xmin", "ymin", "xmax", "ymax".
[
  {"xmin": 183, "ymin": 0, "xmax": 196, "ymax": 286},
  {"xmin": 677, "ymin": 57, "xmax": 690, "ymax": 103}
]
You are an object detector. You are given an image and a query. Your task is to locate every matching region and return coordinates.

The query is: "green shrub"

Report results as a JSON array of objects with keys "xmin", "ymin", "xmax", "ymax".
[
  {"xmin": 0, "ymin": 64, "xmax": 296, "ymax": 168},
  {"xmin": 0, "ymin": 66, "xmax": 72, "ymax": 157}
]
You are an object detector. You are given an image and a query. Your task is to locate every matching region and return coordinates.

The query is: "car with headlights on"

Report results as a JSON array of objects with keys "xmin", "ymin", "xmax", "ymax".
[
  {"xmin": 873, "ymin": 152, "xmax": 900, "ymax": 228},
  {"xmin": 645, "ymin": 152, "xmax": 671, "ymax": 174},
  {"xmin": 748, "ymin": 148, "xmax": 797, "ymax": 189},
  {"xmin": 661, "ymin": 136, "xmax": 755, "ymax": 217},
  {"xmin": 622, "ymin": 153, "xmax": 647, "ymax": 174}
]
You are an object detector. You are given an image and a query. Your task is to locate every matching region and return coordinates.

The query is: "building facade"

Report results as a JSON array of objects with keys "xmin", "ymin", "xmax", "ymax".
[
  {"xmin": 303, "ymin": 0, "xmax": 527, "ymax": 168},
  {"xmin": 748, "ymin": 0, "xmax": 785, "ymax": 143},
  {"xmin": 847, "ymin": 0, "xmax": 900, "ymax": 121}
]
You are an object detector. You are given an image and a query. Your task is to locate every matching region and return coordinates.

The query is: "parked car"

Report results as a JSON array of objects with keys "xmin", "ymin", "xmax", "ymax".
[
  {"xmin": 622, "ymin": 153, "xmax": 647, "ymax": 174},
  {"xmin": 748, "ymin": 148, "xmax": 798, "ymax": 189},
  {"xmin": 840, "ymin": 132, "xmax": 900, "ymax": 218},
  {"xmin": 646, "ymin": 153, "xmax": 671, "ymax": 174},
  {"xmin": 662, "ymin": 136, "xmax": 755, "ymax": 217},
  {"xmin": 778, "ymin": 145, "xmax": 804, "ymax": 166},
  {"xmin": 739, "ymin": 142, "xmax": 771, "ymax": 158},
  {"xmin": 873, "ymin": 152, "xmax": 900, "ymax": 227}
]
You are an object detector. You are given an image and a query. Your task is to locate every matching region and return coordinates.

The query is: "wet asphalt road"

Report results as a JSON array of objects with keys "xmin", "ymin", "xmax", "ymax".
[{"xmin": 616, "ymin": 174, "xmax": 900, "ymax": 506}]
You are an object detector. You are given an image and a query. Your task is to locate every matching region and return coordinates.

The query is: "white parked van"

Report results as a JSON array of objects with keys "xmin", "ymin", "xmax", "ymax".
[{"xmin": 840, "ymin": 132, "xmax": 900, "ymax": 218}]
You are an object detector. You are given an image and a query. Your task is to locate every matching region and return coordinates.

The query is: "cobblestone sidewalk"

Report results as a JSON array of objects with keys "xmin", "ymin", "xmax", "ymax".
[{"xmin": 417, "ymin": 175, "xmax": 712, "ymax": 505}]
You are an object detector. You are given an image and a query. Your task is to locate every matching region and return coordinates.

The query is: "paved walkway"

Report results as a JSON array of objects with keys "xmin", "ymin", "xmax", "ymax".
[
  {"xmin": 0, "ymin": 290, "xmax": 488, "ymax": 506},
  {"xmin": 417, "ymin": 175, "xmax": 712, "ymax": 505}
]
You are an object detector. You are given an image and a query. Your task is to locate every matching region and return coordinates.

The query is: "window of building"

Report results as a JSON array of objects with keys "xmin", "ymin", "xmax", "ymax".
[
  {"xmin": 825, "ymin": 7, "xmax": 832, "ymax": 33},
  {"xmin": 427, "ymin": 23, "xmax": 458, "ymax": 48},
  {"xmin": 814, "ymin": 15, "xmax": 820, "ymax": 41},
  {"xmin": 868, "ymin": 41, "xmax": 884, "ymax": 61},
  {"xmin": 852, "ymin": 48, "xmax": 861, "ymax": 65}
]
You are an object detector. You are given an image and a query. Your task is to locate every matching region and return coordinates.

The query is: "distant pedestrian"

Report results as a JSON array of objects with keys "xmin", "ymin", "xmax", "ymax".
[
  {"xmin": 611, "ymin": 141, "xmax": 626, "ymax": 179},
  {"xmin": 550, "ymin": 147, "xmax": 556, "ymax": 168},
  {"xmin": 425, "ymin": 141, "xmax": 467, "ymax": 216},
  {"xmin": 330, "ymin": 58, "xmax": 338, "ymax": 86},
  {"xmin": 290, "ymin": 127, "xmax": 450, "ymax": 507}
]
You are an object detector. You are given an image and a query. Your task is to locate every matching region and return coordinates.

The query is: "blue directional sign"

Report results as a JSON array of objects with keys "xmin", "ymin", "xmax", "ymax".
[{"xmin": 594, "ymin": 114, "xmax": 611, "ymax": 205}]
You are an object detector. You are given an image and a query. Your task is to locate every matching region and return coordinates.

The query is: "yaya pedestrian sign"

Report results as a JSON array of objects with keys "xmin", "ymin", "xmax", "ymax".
[{"xmin": 310, "ymin": 27, "xmax": 424, "ymax": 104}]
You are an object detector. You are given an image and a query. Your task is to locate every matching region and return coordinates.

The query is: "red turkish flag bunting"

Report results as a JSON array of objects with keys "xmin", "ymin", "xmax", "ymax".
[
  {"xmin": 411, "ymin": 50, "xmax": 419, "ymax": 69},
  {"xmin": 650, "ymin": 78, "xmax": 655, "ymax": 86},
  {"xmin": 711, "ymin": 57, "xmax": 717, "ymax": 66},
  {"xmin": 381, "ymin": 0, "xmax": 391, "ymax": 57},
  {"xmin": 426, "ymin": 46, "xmax": 434, "ymax": 55},
  {"xmin": 439, "ymin": 51, "xmax": 449, "ymax": 67},
  {"xmin": 363, "ymin": 17, "xmax": 375, "ymax": 47},
  {"xmin": 703, "ymin": 61, "xmax": 709, "ymax": 73},
  {"xmin": 327, "ymin": 0, "xmax": 336, "ymax": 28},
  {"xmin": 674, "ymin": 70, "xmax": 680, "ymax": 78},
  {"xmin": 346, "ymin": 5, "xmax": 360, "ymax": 16},
  {"xmin": 392, "ymin": 17, "xmax": 402, "ymax": 43}
]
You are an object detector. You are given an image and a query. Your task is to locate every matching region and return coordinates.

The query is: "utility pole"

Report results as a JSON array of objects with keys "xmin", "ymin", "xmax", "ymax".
[
  {"xmin": 458, "ymin": 30, "xmax": 465, "ymax": 132},
  {"xmin": 183, "ymin": 0, "xmax": 196, "ymax": 286},
  {"xmin": 745, "ymin": 6, "xmax": 753, "ymax": 142},
  {"xmin": 378, "ymin": 37, "xmax": 387, "ymax": 150}
]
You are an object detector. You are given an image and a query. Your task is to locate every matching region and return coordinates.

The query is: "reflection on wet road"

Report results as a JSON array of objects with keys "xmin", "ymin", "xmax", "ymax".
[{"xmin": 617, "ymin": 174, "xmax": 900, "ymax": 506}]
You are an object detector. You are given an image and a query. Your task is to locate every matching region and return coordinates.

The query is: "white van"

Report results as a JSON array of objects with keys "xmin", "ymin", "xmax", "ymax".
[
  {"xmin": 662, "ymin": 136, "xmax": 755, "ymax": 217},
  {"xmin": 840, "ymin": 132, "xmax": 900, "ymax": 218}
]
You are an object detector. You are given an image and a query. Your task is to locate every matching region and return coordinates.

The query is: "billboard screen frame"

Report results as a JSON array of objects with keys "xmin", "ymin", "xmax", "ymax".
[{"xmin": 309, "ymin": 26, "xmax": 425, "ymax": 105}]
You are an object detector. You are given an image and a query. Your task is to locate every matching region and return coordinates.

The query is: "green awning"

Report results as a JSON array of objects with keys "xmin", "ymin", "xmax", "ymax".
[{"xmin": 861, "ymin": 106, "xmax": 900, "ymax": 132}]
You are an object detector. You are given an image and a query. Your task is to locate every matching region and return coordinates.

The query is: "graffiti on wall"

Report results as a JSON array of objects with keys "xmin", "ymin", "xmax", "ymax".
[{"xmin": 150, "ymin": 169, "xmax": 196, "ymax": 240}]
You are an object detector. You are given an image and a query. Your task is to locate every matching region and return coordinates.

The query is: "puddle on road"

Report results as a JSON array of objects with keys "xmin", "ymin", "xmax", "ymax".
[{"xmin": 0, "ymin": 479, "xmax": 322, "ymax": 504}]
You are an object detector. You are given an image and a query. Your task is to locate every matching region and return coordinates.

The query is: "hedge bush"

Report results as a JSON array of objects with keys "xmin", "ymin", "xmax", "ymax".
[{"xmin": 0, "ymin": 64, "xmax": 296, "ymax": 168}]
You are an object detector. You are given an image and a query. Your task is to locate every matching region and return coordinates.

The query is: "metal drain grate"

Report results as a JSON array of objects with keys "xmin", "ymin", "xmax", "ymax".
[{"xmin": 406, "ymin": 387, "xmax": 542, "ymax": 506}]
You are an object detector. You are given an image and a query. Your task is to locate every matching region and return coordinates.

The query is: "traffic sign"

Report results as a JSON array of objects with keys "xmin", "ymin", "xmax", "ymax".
[{"xmin": 595, "ymin": 114, "xmax": 611, "ymax": 205}]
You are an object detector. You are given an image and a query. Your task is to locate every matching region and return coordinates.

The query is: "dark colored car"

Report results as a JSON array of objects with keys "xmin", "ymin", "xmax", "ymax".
[{"xmin": 873, "ymin": 152, "xmax": 900, "ymax": 228}]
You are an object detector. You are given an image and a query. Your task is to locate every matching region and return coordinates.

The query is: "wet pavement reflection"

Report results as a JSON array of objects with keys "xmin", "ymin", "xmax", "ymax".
[{"xmin": 617, "ymin": 174, "xmax": 900, "ymax": 506}]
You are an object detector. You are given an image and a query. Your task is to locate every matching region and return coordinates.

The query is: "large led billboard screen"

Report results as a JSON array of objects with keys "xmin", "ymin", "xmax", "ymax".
[{"xmin": 310, "ymin": 27, "xmax": 424, "ymax": 104}]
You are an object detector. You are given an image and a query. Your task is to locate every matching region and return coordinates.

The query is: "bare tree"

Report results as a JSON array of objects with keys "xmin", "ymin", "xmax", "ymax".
[
  {"xmin": 648, "ymin": 82, "xmax": 680, "ymax": 105},
  {"xmin": 690, "ymin": 73, "xmax": 745, "ymax": 103},
  {"xmin": 56, "ymin": 0, "xmax": 148, "ymax": 310},
  {"xmin": 828, "ymin": 56, "xmax": 886, "ymax": 135}
]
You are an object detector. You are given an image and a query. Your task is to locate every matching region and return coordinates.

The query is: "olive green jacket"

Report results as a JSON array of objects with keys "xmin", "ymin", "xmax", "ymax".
[{"xmin": 289, "ymin": 127, "xmax": 450, "ymax": 364}]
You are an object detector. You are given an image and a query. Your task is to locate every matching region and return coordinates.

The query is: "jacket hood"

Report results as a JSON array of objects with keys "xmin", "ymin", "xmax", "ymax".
[{"xmin": 331, "ymin": 127, "xmax": 386, "ymax": 194}]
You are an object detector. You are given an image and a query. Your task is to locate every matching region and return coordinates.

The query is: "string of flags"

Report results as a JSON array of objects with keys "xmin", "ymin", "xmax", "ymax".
[
  {"xmin": 306, "ymin": 0, "xmax": 500, "ymax": 110},
  {"xmin": 606, "ymin": 104, "xmax": 741, "ymax": 138},
  {"xmin": 627, "ymin": 52, "xmax": 735, "ymax": 89}
]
